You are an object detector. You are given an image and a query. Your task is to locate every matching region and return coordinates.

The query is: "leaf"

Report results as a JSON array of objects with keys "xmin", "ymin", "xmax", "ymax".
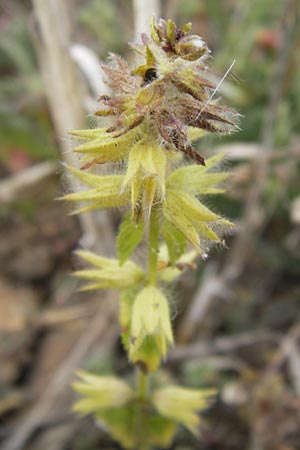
[
  {"xmin": 167, "ymin": 169, "xmax": 229, "ymax": 196},
  {"xmin": 122, "ymin": 143, "xmax": 142, "ymax": 188},
  {"xmin": 163, "ymin": 200, "xmax": 200, "ymax": 249},
  {"xmin": 187, "ymin": 126, "xmax": 207, "ymax": 142},
  {"xmin": 62, "ymin": 174, "xmax": 130, "ymax": 211},
  {"xmin": 130, "ymin": 335, "xmax": 162, "ymax": 373},
  {"xmin": 149, "ymin": 16, "xmax": 160, "ymax": 43},
  {"xmin": 63, "ymin": 175, "xmax": 124, "ymax": 201},
  {"xmin": 158, "ymin": 247, "xmax": 197, "ymax": 283},
  {"xmin": 69, "ymin": 197, "xmax": 129, "ymax": 215},
  {"xmin": 96, "ymin": 406, "xmax": 136, "ymax": 449},
  {"xmin": 69, "ymin": 127, "xmax": 108, "ymax": 140},
  {"xmin": 131, "ymin": 286, "xmax": 173, "ymax": 346},
  {"xmin": 147, "ymin": 40, "xmax": 169, "ymax": 65},
  {"xmin": 141, "ymin": 144, "xmax": 166, "ymax": 195},
  {"xmin": 204, "ymin": 152, "xmax": 226, "ymax": 169},
  {"xmin": 117, "ymin": 213, "xmax": 144, "ymax": 265},
  {"xmin": 153, "ymin": 385, "xmax": 216, "ymax": 435},
  {"xmin": 146, "ymin": 414, "xmax": 176, "ymax": 448},
  {"xmin": 119, "ymin": 290, "xmax": 136, "ymax": 352},
  {"xmin": 130, "ymin": 286, "xmax": 173, "ymax": 361},
  {"xmin": 73, "ymin": 371, "xmax": 133, "ymax": 414},
  {"xmin": 122, "ymin": 141, "xmax": 166, "ymax": 194},
  {"xmin": 197, "ymin": 223, "xmax": 220, "ymax": 241},
  {"xmin": 162, "ymin": 221, "xmax": 186, "ymax": 264},
  {"xmin": 95, "ymin": 405, "xmax": 176, "ymax": 449},
  {"xmin": 166, "ymin": 190, "xmax": 220, "ymax": 223},
  {"xmin": 76, "ymin": 250, "xmax": 116, "ymax": 268},
  {"xmin": 74, "ymin": 253, "xmax": 145, "ymax": 290},
  {"xmin": 73, "ymin": 127, "xmax": 136, "ymax": 153},
  {"xmin": 65, "ymin": 164, "xmax": 125, "ymax": 188},
  {"xmin": 166, "ymin": 19, "xmax": 176, "ymax": 43}
]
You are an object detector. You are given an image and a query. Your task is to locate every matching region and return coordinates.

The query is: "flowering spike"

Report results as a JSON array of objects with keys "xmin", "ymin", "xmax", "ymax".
[{"xmin": 64, "ymin": 16, "xmax": 238, "ymax": 448}]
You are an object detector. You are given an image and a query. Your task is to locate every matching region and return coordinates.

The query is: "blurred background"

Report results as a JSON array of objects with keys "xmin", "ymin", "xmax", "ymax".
[{"xmin": 0, "ymin": 0, "xmax": 300, "ymax": 449}]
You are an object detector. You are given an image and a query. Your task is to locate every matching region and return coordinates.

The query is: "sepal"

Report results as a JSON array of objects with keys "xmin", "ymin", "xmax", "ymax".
[
  {"xmin": 117, "ymin": 213, "xmax": 144, "ymax": 265},
  {"xmin": 74, "ymin": 250, "xmax": 144, "ymax": 290},
  {"xmin": 153, "ymin": 385, "xmax": 216, "ymax": 434},
  {"xmin": 73, "ymin": 371, "xmax": 134, "ymax": 413},
  {"xmin": 158, "ymin": 245, "xmax": 197, "ymax": 283},
  {"xmin": 129, "ymin": 286, "xmax": 173, "ymax": 366}
]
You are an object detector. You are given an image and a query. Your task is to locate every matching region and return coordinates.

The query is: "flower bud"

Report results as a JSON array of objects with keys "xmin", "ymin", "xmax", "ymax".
[
  {"xmin": 130, "ymin": 286, "xmax": 173, "ymax": 361},
  {"xmin": 175, "ymin": 35, "xmax": 209, "ymax": 61}
]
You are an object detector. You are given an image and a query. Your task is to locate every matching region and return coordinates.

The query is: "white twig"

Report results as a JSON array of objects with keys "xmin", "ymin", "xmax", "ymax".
[
  {"xmin": 132, "ymin": 0, "xmax": 161, "ymax": 38},
  {"xmin": 70, "ymin": 44, "xmax": 107, "ymax": 97},
  {"xmin": 0, "ymin": 162, "xmax": 57, "ymax": 203},
  {"xmin": 170, "ymin": 331, "xmax": 280, "ymax": 363}
]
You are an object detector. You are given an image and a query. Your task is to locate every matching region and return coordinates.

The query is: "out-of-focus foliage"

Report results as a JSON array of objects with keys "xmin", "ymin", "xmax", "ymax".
[
  {"xmin": 77, "ymin": 0, "xmax": 129, "ymax": 57},
  {"xmin": 0, "ymin": 11, "xmax": 57, "ymax": 167},
  {"xmin": 1, "ymin": 1, "xmax": 300, "ymax": 450},
  {"xmin": 173, "ymin": 0, "xmax": 300, "ymax": 280},
  {"xmin": 178, "ymin": 0, "xmax": 300, "ymax": 145}
]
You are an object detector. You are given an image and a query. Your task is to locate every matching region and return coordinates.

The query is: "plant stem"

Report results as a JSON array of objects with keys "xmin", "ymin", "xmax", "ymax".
[
  {"xmin": 137, "ymin": 368, "xmax": 148, "ymax": 399},
  {"xmin": 136, "ymin": 368, "xmax": 149, "ymax": 450},
  {"xmin": 148, "ymin": 208, "xmax": 159, "ymax": 285},
  {"xmin": 135, "ymin": 208, "xmax": 159, "ymax": 449}
]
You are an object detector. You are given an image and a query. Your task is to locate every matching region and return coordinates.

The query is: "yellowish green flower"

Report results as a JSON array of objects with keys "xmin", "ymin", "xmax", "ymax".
[
  {"xmin": 153, "ymin": 385, "xmax": 215, "ymax": 434},
  {"xmin": 73, "ymin": 371, "xmax": 134, "ymax": 414},
  {"xmin": 73, "ymin": 250, "xmax": 144, "ymax": 290},
  {"xmin": 130, "ymin": 285, "xmax": 173, "ymax": 361},
  {"xmin": 64, "ymin": 153, "xmax": 232, "ymax": 252},
  {"xmin": 65, "ymin": 17, "xmax": 238, "ymax": 449},
  {"xmin": 158, "ymin": 244, "xmax": 197, "ymax": 283}
]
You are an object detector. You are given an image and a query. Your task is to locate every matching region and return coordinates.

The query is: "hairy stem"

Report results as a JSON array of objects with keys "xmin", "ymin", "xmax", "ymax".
[
  {"xmin": 135, "ymin": 209, "xmax": 160, "ymax": 449},
  {"xmin": 136, "ymin": 369, "xmax": 149, "ymax": 450},
  {"xmin": 137, "ymin": 369, "xmax": 148, "ymax": 399},
  {"xmin": 148, "ymin": 208, "xmax": 160, "ymax": 285}
]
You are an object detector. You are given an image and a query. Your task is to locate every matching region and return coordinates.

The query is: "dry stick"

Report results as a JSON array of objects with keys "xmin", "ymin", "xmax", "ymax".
[
  {"xmin": 170, "ymin": 331, "xmax": 280, "ymax": 363},
  {"xmin": 132, "ymin": 0, "xmax": 161, "ymax": 39},
  {"xmin": 177, "ymin": 263, "xmax": 231, "ymax": 343},
  {"xmin": 0, "ymin": 2, "xmax": 119, "ymax": 450},
  {"xmin": 177, "ymin": 0, "xmax": 299, "ymax": 343},
  {"xmin": 30, "ymin": 0, "xmax": 113, "ymax": 253},
  {"xmin": 70, "ymin": 44, "xmax": 108, "ymax": 100},
  {"xmin": 0, "ymin": 300, "xmax": 118, "ymax": 450},
  {"xmin": 0, "ymin": 161, "xmax": 57, "ymax": 203}
]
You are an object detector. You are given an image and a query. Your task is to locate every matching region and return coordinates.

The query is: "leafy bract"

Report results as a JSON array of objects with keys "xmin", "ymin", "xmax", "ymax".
[
  {"xmin": 73, "ymin": 371, "xmax": 133, "ymax": 414},
  {"xmin": 74, "ymin": 250, "xmax": 144, "ymax": 290},
  {"xmin": 117, "ymin": 214, "xmax": 144, "ymax": 265},
  {"xmin": 158, "ymin": 245, "xmax": 197, "ymax": 283},
  {"xmin": 163, "ymin": 187, "xmax": 233, "ymax": 250},
  {"xmin": 153, "ymin": 385, "xmax": 216, "ymax": 434},
  {"xmin": 63, "ymin": 173, "xmax": 130, "ymax": 213},
  {"xmin": 130, "ymin": 286, "xmax": 173, "ymax": 361},
  {"xmin": 162, "ymin": 220, "xmax": 187, "ymax": 264},
  {"xmin": 96, "ymin": 405, "xmax": 176, "ymax": 450}
]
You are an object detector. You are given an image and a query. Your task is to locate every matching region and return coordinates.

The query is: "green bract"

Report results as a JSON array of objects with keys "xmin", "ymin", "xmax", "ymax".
[
  {"xmin": 65, "ymin": 17, "xmax": 238, "ymax": 450},
  {"xmin": 130, "ymin": 285, "xmax": 173, "ymax": 359},
  {"xmin": 153, "ymin": 385, "xmax": 216, "ymax": 434}
]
